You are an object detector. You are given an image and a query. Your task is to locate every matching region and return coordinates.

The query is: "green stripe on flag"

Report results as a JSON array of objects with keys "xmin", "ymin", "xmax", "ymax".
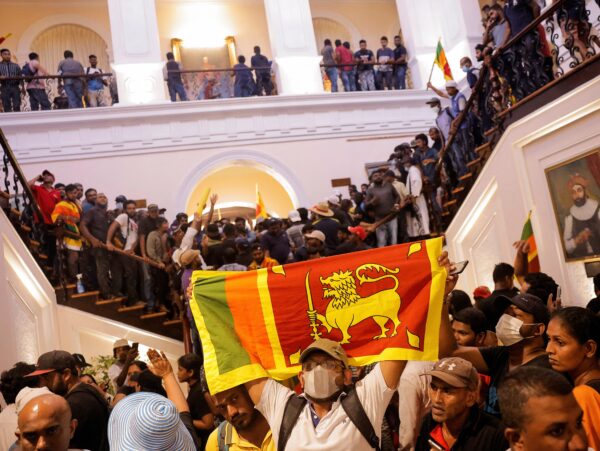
[
  {"xmin": 521, "ymin": 218, "xmax": 533, "ymax": 240},
  {"xmin": 194, "ymin": 276, "xmax": 252, "ymax": 374}
]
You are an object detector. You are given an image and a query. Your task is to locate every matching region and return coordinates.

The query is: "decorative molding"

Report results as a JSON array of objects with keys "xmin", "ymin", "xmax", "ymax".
[{"xmin": 2, "ymin": 90, "xmax": 436, "ymax": 164}]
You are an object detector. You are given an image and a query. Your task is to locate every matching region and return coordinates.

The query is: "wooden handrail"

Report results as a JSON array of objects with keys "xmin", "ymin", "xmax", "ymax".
[{"xmin": 0, "ymin": 73, "xmax": 113, "ymax": 81}]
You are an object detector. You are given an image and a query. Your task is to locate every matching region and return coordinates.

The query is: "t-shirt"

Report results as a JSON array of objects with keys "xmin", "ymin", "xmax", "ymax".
[
  {"xmin": 114, "ymin": 213, "xmax": 138, "ymax": 251},
  {"xmin": 256, "ymin": 364, "xmax": 394, "ymax": 451},
  {"xmin": 313, "ymin": 217, "xmax": 340, "ymax": 251},
  {"xmin": 491, "ymin": 21, "xmax": 509, "ymax": 48},
  {"xmin": 86, "ymin": 67, "xmax": 104, "ymax": 91},
  {"xmin": 335, "ymin": 46, "xmax": 354, "ymax": 71},
  {"xmin": 31, "ymin": 184, "xmax": 62, "ymax": 224},
  {"xmin": 187, "ymin": 381, "xmax": 213, "ymax": 448},
  {"xmin": 413, "ymin": 147, "xmax": 439, "ymax": 182},
  {"xmin": 321, "ymin": 45, "xmax": 336, "ymax": 65},
  {"xmin": 354, "ymin": 49, "xmax": 375, "ymax": 72},
  {"xmin": 393, "ymin": 45, "xmax": 408, "ymax": 66},
  {"xmin": 504, "ymin": 0, "xmax": 535, "ymax": 37},
  {"xmin": 205, "ymin": 422, "xmax": 275, "ymax": 451},
  {"xmin": 376, "ymin": 47, "xmax": 394, "ymax": 72},
  {"xmin": 366, "ymin": 183, "xmax": 400, "ymax": 220},
  {"xmin": 57, "ymin": 58, "xmax": 84, "ymax": 85},
  {"xmin": 81, "ymin": 206, "xmax": 111, "ymax": 241},
  {"xmin": 479, "ymin": 346, "xmax": 551, "ymax": 416},
  {"xmin": 138, "ymin": 216, "xmax": 158, "ymax": 238},
  {"xmin": 260, "ymin": 231, "xmax": 290, "ymax": 265},
  {"xmin": 65, "ymin": 382, "xmax": 109, "ymax": 451}
]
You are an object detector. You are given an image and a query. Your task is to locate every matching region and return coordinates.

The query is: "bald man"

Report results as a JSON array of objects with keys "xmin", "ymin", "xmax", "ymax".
[{"xmin": 17, "ymin": 393, "xmax": 78, "ymax": 451}]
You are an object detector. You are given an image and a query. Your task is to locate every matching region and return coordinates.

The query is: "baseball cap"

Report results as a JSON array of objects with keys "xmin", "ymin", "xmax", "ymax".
[
  {"xmin": 425, "ymin": 97, "xmax": 440, "ymax": 105},
  {"xmin": 501, "ymin": 293, "xmax": 550, "ymax": 325},
  {"xmin": 300, "ymin": 339, "xmax": 349, "ymax": 368},
  {"xmin": 348, "ymin": 226, "xmax": 367, "ymax": 241},
  {"xmin": 113, "ymin": 338, "xmax": 130, "ymax": 350},
  {"xmin": 327, "ymin": 195, "xmax": 340, "ymax": 207},
  {"xmin": 26, "ymin": 350, "xmax": 77, "ymax": 377},
  {"xmin": 115, "ymin": 195, "xmax": 127, "ymax": 203},
  {"xmin": 15, "ymin": 387, "xmax": 52, "ymax": 414},
  {"xmin": 288, "ymin": 210, "xmax": 301, "ymax": 222},
  {"xmin": 304, "ymin": 230, "xmax": 326, "ymax": 243},
  {"xmin": 147, "ymin": 204, "xmax": 159, "ymax": 211},
  {"xmin": 41, "ymin": 169, "xmax": 55, "ymax": 179},
  {"xmin": 72, "ymin": 353, "xmax": 91, "ymax": 368},
  {"xmin": 473, "ymin": 286, "xmax": 491, "ymax": 299},
  {"xmin": 425, "ymin": 357, "xmax": 478, "ymax": 389}
]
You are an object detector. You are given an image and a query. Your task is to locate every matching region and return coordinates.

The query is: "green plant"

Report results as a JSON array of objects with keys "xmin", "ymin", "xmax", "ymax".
[{"xmin": 83, "ymin": 354, "xmax": 117, "ymax": 396}]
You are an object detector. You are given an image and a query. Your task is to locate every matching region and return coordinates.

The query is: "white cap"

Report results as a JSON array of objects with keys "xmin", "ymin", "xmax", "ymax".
[
  {"xmin": 288, "ymin": 210, "xmax": 301, "ymax": 222},
  {"xmin": 327, "ymin": 195, "xmax": 340, "ymax": 207},
  {"xmin": 445, "ymin": 80, "xmax": 458, "ymax": 89},
  {"xmin": 15, "ymin": 387, "xmax": 51, "ymax": 414}
]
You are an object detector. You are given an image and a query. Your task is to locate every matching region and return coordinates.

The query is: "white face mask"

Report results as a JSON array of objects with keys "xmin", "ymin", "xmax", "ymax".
[
  {"xmin": 495, "ymin": 314, "xmax": 538, "ymax": 346},
  {"xmin": 303, "ymin": 365, "xmax": 341, "ymax": 400}
]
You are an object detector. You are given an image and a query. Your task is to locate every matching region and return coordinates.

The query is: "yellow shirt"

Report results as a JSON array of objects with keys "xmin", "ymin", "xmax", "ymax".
[{"xmin": 205, "ymin": 422, "xmax": 275, "ymax": 451}]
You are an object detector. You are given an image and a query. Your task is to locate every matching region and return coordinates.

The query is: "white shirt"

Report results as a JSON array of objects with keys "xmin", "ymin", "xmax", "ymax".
[
  {"xmin": 0, "ymin": 404, "xmax": 17, "ymax": 451},
  {"xmin": 108, "ymin": 361, "xmax": 125, "ymax": 392},
  {"xmin": 256, "ymin": 364, "xmax": 394, "ymax": 451},
  {"xmin": 114, "ymin": 213, "xmax": 138, "ymax": 251},
  {"xmin": 398, "ymin": 361, "xmax": 433, "ymax": 451},
  {"xmin": 563, "ymin": 198, "xmax": 600, "ymax": 254}
]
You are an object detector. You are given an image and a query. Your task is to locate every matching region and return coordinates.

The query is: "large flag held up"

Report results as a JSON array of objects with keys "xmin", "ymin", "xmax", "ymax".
[
  {"xmin": 434, "ymin": 38, "xmax": 453, "ymax": 81},
  {"xmin": 191, "ymin": 237, "xmax": 447, "ymax": 394}
]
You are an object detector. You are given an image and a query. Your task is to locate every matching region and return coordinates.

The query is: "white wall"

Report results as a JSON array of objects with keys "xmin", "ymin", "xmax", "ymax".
[
  {"xmin": 447, "ymin": 75, "xmax": 600, "ymax": 307},
  {"xmin": 2, "ymin": 91, "xmax": 436, "ymax": 217}
]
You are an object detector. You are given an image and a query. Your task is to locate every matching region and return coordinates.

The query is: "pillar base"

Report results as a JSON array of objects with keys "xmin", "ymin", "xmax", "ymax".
[
  {"xmin": 110, "ymin": 62, "xmax": 168, "ymax": 105},
  {"xmin": 274, "ymin": 56, "xmax": 324, "ymax": 96}
]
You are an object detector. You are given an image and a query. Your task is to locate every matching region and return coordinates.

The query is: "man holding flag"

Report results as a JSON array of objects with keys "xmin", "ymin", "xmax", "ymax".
[{"xmin": 189, "ymin": 239, "xmax": 455, "ymax": 450}]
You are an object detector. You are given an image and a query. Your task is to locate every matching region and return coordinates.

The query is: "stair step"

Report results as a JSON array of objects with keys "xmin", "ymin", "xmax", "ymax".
[
  {"xmin": 443, "ymin": 199, "xmax": 458, "ymax": 209},
  {"xmin": 476, "ymin": 143, "xmax": 491, "ymax": 154},
  {"xmin": 30, "ymin": 239, "xmax": 41, "ymax": 247},
  {"xmin": 483, "ymin": 126, "xmax": 499, "ymax": 138},
  {"xmin": 442, "ymin": 211, "xmax": 451, "ymax": 217},
  {"xmin": 140, "ymin": 311, "xmax": 168, "ymax": 320},
  {"xmin": 20, "ymin": 224, "xmax": 32, "ymax": 233},
  {"xmin": 118, "ymin": 304, "xmax": 146, "ymax": 313},
  {"xmin": 55, "ymin": 284, "xmax": 77, "ymax": 291},
  {"xmin": 37, "ymin": 253, "xmax": 48, "ymax": 260},
  {"xmin": 70, "ymin": 290, "xmax": 100, "ymax": 300},
  {"xmin": 466, "ymin": 158, "xmax": 482, "ymax": 168},
  {"xmin": 451, "ymin": 187, "xmax": 466, "ymax": 196},
  {"xmin": 459, "ymin": 172, "xmax": 473, "ymax": 182},
  {"xmin": 163, "ymin": 319, "xmax": 183, "ymax": 326},
  {"xmin": 96, "ymin": 297, "xmax": 126, "ymax": 306}
]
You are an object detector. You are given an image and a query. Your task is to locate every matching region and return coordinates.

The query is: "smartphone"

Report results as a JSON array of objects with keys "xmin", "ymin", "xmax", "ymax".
[
  {"xmin": 132, "ymin": 342, "xmax": 139, "ymax": 351},
  {"xmin": 556, "ymin": 285, "xmax": 561, "ymax": 300},
  {"xmin": 450, "ymin": 260, "xmax": 469, "ymax": 275},
  {"xmin": 428, "ymin": 439, "xmax": 444, "ymax": 451}
]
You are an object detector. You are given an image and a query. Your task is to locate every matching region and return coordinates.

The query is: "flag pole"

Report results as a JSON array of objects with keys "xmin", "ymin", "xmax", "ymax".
[{"xmin": 426, "ymin": 37, "xmax": 441, "ymax": 90}]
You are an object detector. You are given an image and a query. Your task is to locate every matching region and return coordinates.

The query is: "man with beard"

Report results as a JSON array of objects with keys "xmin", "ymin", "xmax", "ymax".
[
  {"xmin": 207, "ymin": 385, "xmax": 274, "ymax": 451},
  {"xmin": 26, "ymin": 351, "xmax": 109, "ymax": 451},
  {"xmin": 80, "ymin": 193, "xmax": 114, "ymax": 300},
  {"xmin": 415, "ymin": 357, "xmax": 507, "ymax": 450},
  {"xmin": 563, "ymin": 174, "xmax": 600, "ymax": 259}
]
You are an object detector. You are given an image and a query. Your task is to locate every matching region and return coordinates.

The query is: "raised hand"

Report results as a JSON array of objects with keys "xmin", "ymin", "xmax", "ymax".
[{"xmin": 147, "ymin": 349, "xmax": 173, "ymax": 378}]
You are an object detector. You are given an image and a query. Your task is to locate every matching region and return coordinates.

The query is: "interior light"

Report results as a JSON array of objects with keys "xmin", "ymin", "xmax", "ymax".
[{"xmin": 173, "ymin": 3, "xmax": 232, "ymax": 49}]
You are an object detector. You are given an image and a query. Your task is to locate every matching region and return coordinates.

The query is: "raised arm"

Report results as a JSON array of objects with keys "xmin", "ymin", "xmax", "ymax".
[
  {"xmin": 245, "ymin": 378, "xmax": 269, "ymax": 406},
  {"xmin": 426, "ymin": 82, "xmax": 448, "ymax": 99}
]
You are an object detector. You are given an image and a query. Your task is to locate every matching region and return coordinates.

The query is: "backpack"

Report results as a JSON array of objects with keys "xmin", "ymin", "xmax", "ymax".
[
  {"xmin": 217, "ymin": 421, "xmax": 233, "ymax": 451},
  {"xmin": 277, "ymin": 388, "xmax": 381, "ymax": 451}
]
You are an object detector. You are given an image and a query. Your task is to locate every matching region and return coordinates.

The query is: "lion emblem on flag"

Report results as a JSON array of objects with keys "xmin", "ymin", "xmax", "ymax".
[{"xmin": 306, "ymin": 263, "xmax": 402, "ymax": 344}]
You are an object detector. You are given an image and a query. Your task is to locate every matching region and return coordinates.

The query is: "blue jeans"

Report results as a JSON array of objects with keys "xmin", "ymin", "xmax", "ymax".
[
  {"xmin": 375, "ymin": 218, "xmax": 398, "ymax": 248},
  {"xmin": 141, "ymin": 262, "xmax": 156, "ymax": 308},
  {"xmin": 325, "ymin": 67, "xmax": 338, "ymax": 92},
  {"xmin": 168, "ymin": 81, "xmax": 188, "ymax": 102},
  {"xmin": 395, "ymin": 66, "xmax": 407, "ymax": 89},
  {"xmin": 64, "ymin": 81, "xmax": 84, "ymax": 108},
  {"xmin": 340, "ymin": 70, "xmax": 356, "ymax": 92}
]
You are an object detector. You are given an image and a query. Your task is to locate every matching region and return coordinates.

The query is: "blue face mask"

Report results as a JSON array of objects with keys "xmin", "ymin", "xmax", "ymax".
[{"xmin": 461, "ymin": 66, "xmax": 469, "ymax": 73}]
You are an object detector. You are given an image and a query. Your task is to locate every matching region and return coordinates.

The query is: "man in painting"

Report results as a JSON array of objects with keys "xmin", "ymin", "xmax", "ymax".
[{"xmin": 563, "ymin": 173, "xmax": 600, "ymax": 258}]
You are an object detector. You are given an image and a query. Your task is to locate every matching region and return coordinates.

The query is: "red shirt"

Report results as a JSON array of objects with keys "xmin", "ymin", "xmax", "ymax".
[
  {"xmin": 430, "ymin": 425, "xmax": 451, "ymax": 451},
  {"xmin": 32, "ymin": 184, "xmax": 62, "ymax": 224},
  {"xmin": 335, "ymin": 45, "xmax": 354, "ymax": 71}
]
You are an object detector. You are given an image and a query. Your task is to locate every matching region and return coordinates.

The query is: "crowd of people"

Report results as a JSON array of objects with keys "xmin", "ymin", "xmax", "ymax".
[{"xmin": 2, "ymin": 246, "xmax": 600, "ymax": 450}]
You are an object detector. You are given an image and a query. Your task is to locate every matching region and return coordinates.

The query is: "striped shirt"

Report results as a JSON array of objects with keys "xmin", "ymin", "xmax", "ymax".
[{"xmin": 0, "ymin": 60, "xmax": 21, "ymax": 86}]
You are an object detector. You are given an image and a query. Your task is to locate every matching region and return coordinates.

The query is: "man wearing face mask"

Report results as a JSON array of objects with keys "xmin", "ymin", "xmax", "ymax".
[
  {"xmin": 244, "ymin": 338, "xmax": 407, "ymax": 451},
  {"xmin": 440, "ymin": 292, "xmax": 551, "ymax": 417}
]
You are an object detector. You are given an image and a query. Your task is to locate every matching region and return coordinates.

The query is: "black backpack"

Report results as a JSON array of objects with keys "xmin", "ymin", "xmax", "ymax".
[{"xmin": 277, "ymin": 388, "xmax": 381, "ymax": 451}]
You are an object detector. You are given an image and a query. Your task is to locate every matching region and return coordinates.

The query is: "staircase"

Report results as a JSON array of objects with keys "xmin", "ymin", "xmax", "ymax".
[{"xmin": 0, "ymin": 128, "xmax": 186, "ymax": 345}]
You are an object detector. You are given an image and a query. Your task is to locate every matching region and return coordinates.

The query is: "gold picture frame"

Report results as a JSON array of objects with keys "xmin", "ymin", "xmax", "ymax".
[
  {"xmin": 545, "ymin": 149, "xmax": 600, "ymax": 262},
  {"xmin": 170, "ymin": 36, "xmax": 237, "ymax": 70}
]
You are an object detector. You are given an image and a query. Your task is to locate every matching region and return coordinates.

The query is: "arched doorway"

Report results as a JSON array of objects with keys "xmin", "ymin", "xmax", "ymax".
[
  {"xmin": 184, "ymin": 163, "xmax": 297, "ymax": 220},
  {"xmin": 312, "ymin": 17, "xmax": 352, "ymax": 50},
  {"xmin": 32, "ymin": 24, "xmax": 110, "ymax": 74}
]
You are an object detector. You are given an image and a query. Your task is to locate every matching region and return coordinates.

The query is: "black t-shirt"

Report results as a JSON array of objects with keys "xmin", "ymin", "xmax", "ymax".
[
  {"xmin": 479, "ymin": 346, "xmax": 552, "ymax": 416},
  {"xmin": 393, "ymin": 45, "xmax": 407, "ymax": 66},
  {"xmin": 187, "ymin": 381, "xmax": 212, "ymax": 448},
  {"xmin": 139, "ymin": 216, "xmax": 158, "ymax": 238},
  {"xmin": 260, "ymin": 231, "xmax": 290, "ymax": 264},
  {"xmin": 65, "ymin": 382, "xmax": 110, "ymax": 451},
  {"xmin": 313, "ymin": 218, "xmax": 340, "ymax": 251},
  {"xmin": 478, "ymin": 288, "xmax": 520, "ymax": 331}
]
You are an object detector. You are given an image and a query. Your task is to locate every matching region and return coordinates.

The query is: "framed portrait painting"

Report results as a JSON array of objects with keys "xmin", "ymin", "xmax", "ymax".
[{"xmin": 546, "ymin": 150, "xmax": 600, "ymax": 262}]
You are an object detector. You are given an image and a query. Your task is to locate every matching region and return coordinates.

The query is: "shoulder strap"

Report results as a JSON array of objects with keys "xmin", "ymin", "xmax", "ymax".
[
  {"xmin": 341, "ymin": 389, "xmax": 381, "ymax": 451},
  {"xmin": 278, "ymin": 395, "xmax": 307, "ymax": 451},
  {"xmin": 217, "ymin": 421, "xmax": 231, "ymax": 451}
]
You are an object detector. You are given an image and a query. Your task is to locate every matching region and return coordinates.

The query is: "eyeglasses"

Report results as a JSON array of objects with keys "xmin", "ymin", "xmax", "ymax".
[{"xmin": 302, "ymin": 360, "xmax": 343, "ymax": 371}]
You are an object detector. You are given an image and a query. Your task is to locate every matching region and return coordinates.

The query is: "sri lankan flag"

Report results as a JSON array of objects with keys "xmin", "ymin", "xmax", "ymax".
[
  {"xmin": 434, "ymin": 38, "xmax": 453, "ymax": 81},
  {"xmin": 256, "ymin": 185, "xmax": 268, "ymax": 218},
  {"xmin": 191, "ymin": 238, "xmax": 447, "ymax": 394},
  {"xmin": 521, "ymin": 211, "xmax": 540, "ymax": 272}
]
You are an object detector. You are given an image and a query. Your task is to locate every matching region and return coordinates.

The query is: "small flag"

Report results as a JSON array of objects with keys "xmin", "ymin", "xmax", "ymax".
[
  {"xmin": 434, "ymin": 38, "xmax": 453, "ymax": 81},
  {"xmin": 0, "ymin": 33, "xmax": 13, "ymax": 45},
  {"xmin": 521, "ymin": 211, "xmax": 540, "ymax": 273},
  {"xmin": 196, "ymin": 188, "xmax": 211, "ymax": 216},
  {"xmin": 191, "ymin": 238, "xmax": 447, "ymax": 394},
  {"xmin": 256, "ymin": 185, "xmax": 268, "ymax": 218}
]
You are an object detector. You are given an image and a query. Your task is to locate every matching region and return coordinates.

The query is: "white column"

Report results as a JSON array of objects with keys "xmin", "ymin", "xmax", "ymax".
[
  {"xmin": 107, "ymin": 0, "xmax": 167, "ymax": 105},
  {"xmin": 395, "ymin": 0, "xmax": 482, "ymax": 89},
  {"xmin": 263, "ymin": 0, "xmax": 324, "ymax": 95}
]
